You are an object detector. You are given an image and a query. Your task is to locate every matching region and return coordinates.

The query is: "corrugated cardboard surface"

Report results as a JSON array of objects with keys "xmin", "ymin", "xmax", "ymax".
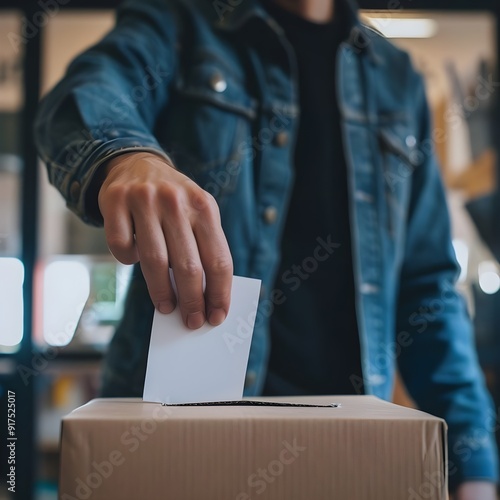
[{"xmin": 59, "ymin": 396, "xmax": 447, "ymax": 500}]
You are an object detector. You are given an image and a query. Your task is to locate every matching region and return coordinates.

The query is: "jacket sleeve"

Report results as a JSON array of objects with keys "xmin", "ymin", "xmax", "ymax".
[
  {"xmin": 396, "ymin": 74, "xmax": 499, "ymax": 491},
  {"xmin": 34, "ymin": 0, "xmax": 180, "ymax": 226}
]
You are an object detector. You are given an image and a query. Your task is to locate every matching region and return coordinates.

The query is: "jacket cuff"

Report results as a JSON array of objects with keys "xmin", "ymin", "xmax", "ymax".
[
  {"xmin": 448, "ymin": 439, "xmax": 499, "ymax": 492},
  {"xmin": 64, "ymin": 139, "xmax": 172, "ymax": 226}
]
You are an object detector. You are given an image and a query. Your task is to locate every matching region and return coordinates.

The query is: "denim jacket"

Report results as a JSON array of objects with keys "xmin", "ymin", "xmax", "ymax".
[{"xmin": 34, "ymin": 0, "xmax": 498, "ymax": 488}]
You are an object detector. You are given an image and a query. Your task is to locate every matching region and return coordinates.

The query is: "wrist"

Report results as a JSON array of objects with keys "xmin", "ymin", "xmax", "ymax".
[{"xmin": 104, "ymin": 150, "xmax": 174, "ymax": 176}]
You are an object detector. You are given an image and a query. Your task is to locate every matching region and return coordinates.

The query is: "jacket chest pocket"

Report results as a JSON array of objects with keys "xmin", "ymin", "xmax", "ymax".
[
  {"xmin": 161, "ymin": 56, "xmax": 258, "ymax": 205},
  {"xmin": 378, "ymin": 124, "xmax": 418, "ymax": 241}
]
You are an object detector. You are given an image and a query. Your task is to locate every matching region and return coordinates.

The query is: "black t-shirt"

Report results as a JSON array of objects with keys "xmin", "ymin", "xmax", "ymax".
[{"xmin": 262, "ymin": 1, "xmax": 363, "ymax": 396}]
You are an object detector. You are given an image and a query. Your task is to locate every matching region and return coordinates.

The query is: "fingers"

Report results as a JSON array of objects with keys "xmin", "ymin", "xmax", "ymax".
[
  {"xmin": 162, "ymin": 189, "xmax": 206, "ymax": 329},
  {"xmin": 101, "ymin": 186, "xmax": 139, "ymax": 265},
  {"xmin": 98, "ymin": 152, "xmax": 234, "ymax": 330},
  {"xmin": 131, "ymin": 187, "xmax": 176, "ymax": 314},
  {"xmin": 191, "ymin": 191, "xmax": 233, "ymax": 326}
]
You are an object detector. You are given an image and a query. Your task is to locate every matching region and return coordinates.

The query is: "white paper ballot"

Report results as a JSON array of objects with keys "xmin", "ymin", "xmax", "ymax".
[{"xmin": 143, "ymin": 273, "xmax": 262, "ymax": 404}]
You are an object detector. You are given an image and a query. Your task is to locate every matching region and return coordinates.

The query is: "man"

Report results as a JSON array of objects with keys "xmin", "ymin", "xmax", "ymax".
[{"xmin": 35, "ymin": 0, "xmax": 498, "ymax": 496}]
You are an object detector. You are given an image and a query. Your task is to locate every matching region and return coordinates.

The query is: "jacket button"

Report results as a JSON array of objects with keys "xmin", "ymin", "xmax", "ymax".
[
  {"xmin": 273, "ymin": 131, "xmax": 289, "ymax": 147},
  {"xmin": 69, "ymin": 181, "xmax": 81, "ymax": 202},
  {"xmin": 405, "ymin": 134, "xmax": 417, "ymax": 148},
  {"xmin": 210, "ymin": 72, "xmax": 227, "ymax": 93},
  {"xmin": 263, "ymin": 206, "xmax": 278, "ymax": 224},
  {"xmin": 245, "ymin": 371, "xmax": 257, "ymax": 388},
  {"xmin": 360, "ymin": 283, "xmax": 380, "ymax": 295}
]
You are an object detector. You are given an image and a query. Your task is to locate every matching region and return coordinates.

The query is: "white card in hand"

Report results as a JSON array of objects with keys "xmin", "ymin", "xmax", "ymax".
[{"xmin": 143, "ymin": 274, "xmax": 262, "ymax": 404}]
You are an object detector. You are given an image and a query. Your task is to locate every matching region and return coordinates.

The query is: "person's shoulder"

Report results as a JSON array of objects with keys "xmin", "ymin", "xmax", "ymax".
[
  {"xmin": 358, "ymin": 24, "xmax": 424, "ymax": 94},
  {"xmin": 362, "ymin": 24, "xmax": 416, "ymax": 73},
  {"xmin": 168, "ymin": 0, "xmax": 214, "ymax": 17},
  {"xmin": 120, "ymin": 0, "xmax": 217, "ymax": 33}
]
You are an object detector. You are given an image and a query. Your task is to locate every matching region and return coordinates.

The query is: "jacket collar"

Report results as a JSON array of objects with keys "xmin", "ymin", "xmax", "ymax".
[{"xmin": 212, "ymin": 0, "xmax": 379, "ymax": 64}]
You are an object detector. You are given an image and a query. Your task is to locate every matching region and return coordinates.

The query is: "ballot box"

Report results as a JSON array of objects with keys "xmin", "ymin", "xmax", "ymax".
[{"xmin": 59, "ymin": 395, "xmax": 447, "ymax": 500}]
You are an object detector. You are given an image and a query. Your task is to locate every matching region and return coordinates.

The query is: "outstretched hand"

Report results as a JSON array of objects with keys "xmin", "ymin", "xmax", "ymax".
[{"xmin": 98, "ymin": 152, "xmax": 233, "ymax": 329}]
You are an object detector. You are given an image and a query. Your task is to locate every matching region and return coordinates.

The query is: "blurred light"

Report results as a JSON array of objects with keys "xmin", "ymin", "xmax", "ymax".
[
  {"xmin": 452, "ymin": 239, "xmax": 469, "ymax": 283},
  {"xmin": 367, "ymin": 18, "xmax": 438, "ymax": 39},
  {"xmin": 478, "ymin": 261, "xmax": 500, "ymax": 295},
  {"xmin": 43, "ymin": 260, "xmax": 90, "ymax": 346},
  {"xmin": 0, "ymin": 258, "xmax": 24, "ymax": 348}
]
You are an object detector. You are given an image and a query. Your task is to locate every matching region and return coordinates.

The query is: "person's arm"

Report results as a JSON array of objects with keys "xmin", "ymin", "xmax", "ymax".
[
  {"xmin": 98, "ymin": 151, "xmax": 233, "ymax": 328},
  {"xmin": 395, "ymin": 75, "xmax": 499, "ymax": 495},
  {"xmin": 35, "ymin": 0, "xmax": 233, "ymax": 328}
]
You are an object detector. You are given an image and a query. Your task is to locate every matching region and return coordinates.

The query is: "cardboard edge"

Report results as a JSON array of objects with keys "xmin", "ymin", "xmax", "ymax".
[
  {"xmin": 440, "ymin": 418, "xmax": 449, "ymax": 498},
  {"xmin": 57, "ymin": 419, "xmax": 65, "ymax": 500}
]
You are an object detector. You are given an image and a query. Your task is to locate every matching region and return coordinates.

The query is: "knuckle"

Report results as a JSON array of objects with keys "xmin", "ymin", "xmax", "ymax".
[
  {"xmin": 180, "ymin": 296, "xmax": 205, "ymax": 312},
  {"xmin": 209, "ymin": 256, "xmax": 233, "ymax": 276},
  {"xmin": 107, "ymin": 234, "xmax": 131, "ymax": 253},
  {"xmin": 130, "ymin": 183, "xmax": 155, "ymax": 204},
  {"xmin": 103, "ymin": 184, "xmax": 127, "ymax": 202},
  {"xmin": 190, "ymin": 188, "xmax": 216, "ymax": 213},
  {"xmin": 149, "ymin": 287, "xmax": 174, "ymax": 303},
  {"xmin": 160, "ymin": 186, "xmax": 184, "ymax": 212},
  {"xmin": 108, "ymin": 244, "xmax": 137, "ymax": 265},
  {"xmin": 177, "ymin": 259, "xmax": 202, "ymax": 278},
  {"xmin": 156, "ymin": 182, "xmax": 176, "ymax": 201},
  {"xmin": 141, "ymin": 251, "xmax": 168, "ymax": 269},
  {"xmin": 206, "ymin": 291, "xmax": 230, "ymax": 308}
]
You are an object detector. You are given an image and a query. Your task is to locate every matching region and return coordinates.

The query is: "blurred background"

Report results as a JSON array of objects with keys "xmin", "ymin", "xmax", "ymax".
[{"xmin": 1, "ymin": 1, "xmax": 500, "ymax": 498}]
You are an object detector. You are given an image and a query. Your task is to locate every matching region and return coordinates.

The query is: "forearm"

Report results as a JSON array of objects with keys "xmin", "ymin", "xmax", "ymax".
[
  {"xmin": 34, "ymin": 0, "xmax": 178, "ymax": 225},
  {"xmin": 397, "ymin": 284, "xmax": 499, "ymax": 491},
  {"xmin": 394, "ymin": 71, "xmax": 498, "ymax": 491}
]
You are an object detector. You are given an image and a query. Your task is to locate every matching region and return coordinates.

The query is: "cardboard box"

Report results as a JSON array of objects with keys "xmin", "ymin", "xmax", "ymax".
[{"xmin": 59, "ymin": 396, "xmax": 447, "ymax": 500}]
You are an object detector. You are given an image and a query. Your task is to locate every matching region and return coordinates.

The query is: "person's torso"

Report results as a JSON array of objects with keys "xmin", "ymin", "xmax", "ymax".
[{"xmin": 130, "ymin": 0, "xmax": 425, "ymax": 396}]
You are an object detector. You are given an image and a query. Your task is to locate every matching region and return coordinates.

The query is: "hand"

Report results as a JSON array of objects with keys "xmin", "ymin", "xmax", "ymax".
[
  {"xmin": 453, "ymin": 481, "xmax": 497, "ymax": 500},
  {"xmin": 98, "ymin": 152, "xmax": 233, "ymax": 329}
]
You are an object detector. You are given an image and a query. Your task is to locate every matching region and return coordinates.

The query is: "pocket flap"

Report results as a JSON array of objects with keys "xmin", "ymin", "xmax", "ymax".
[
  {"xmin": 176, "ymin": 58, "xmax": 258, "ymax": 119},
  {"xmin": 378, "ymin": 125, "xmax": 419, "ymax": 166}
]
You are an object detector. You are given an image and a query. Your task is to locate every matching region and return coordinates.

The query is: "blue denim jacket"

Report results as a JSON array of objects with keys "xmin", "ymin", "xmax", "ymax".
[{"xmin": 35, "ymin": 0, "xmax": 498, "ymax": 488}]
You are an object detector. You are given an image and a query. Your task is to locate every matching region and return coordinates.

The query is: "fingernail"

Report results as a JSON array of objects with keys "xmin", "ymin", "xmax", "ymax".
[
  {"xmin": 208, "ymin": 308, "xmax": 226, "ymax": 326},
  {"xmin": 158, "ymin": 300, "xmax": 175, "ymax": 314},
  {"xmin": 187, "ymin": 311, "xmax": 205, "ymax": 329}
]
